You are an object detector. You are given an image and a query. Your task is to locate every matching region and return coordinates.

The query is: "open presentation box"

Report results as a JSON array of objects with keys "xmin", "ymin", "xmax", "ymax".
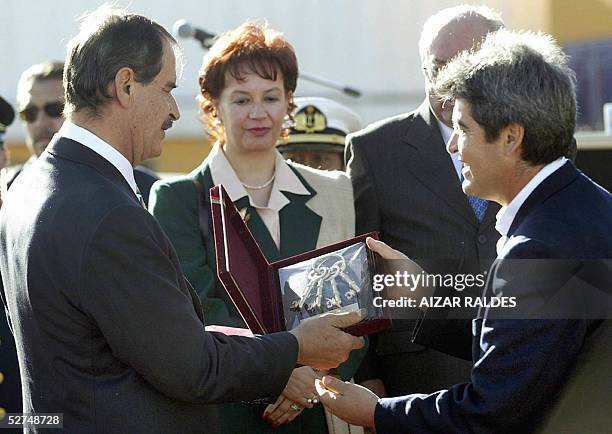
[{"xmin": 210, "ymin": 184, "xmax": 391, "ymax": 336}]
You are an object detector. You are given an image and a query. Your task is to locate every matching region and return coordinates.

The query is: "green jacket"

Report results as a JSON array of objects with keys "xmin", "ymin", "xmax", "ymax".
[{"xmin": 150, "ymin": 159, "xmax": 366, "ymax": 433}]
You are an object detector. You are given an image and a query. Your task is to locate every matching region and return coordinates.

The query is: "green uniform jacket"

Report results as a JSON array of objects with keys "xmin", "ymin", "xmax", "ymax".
[{"xmin": 149, "ymin": 158, "xmax": 366, "ymax": 434}]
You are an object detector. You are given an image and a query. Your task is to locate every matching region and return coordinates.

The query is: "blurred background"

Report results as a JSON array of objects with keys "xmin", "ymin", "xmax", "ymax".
[{"xmin": 1, "ymin": 0, "xmax": 611, "ymax": 176}]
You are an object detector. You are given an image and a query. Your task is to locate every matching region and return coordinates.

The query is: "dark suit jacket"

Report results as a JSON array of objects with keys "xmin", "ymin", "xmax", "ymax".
[
  {"xmin": 0, "ymin": 163, "xmax": 156, "ymax": 418},
  {"xmin": 0, "ymin": 137, "xmax": 298, "ymax": 434},
  {"xmin": 346, "ymin": 101, "xmax": 500, "ymax": 394},
  {"xmin": 1, "ymin": 158, "xmax": 157, "ymax": 206},
  {"xmin": 374, "ymin": 161, "xmax": 612, "ymax": 433}
]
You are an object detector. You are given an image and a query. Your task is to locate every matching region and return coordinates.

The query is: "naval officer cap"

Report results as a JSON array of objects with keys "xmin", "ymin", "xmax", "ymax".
[
  {"xmin": 278, "ymin": 96, "xmax": 362, "ymax": 154},
  {"xmin": 0, "ymin": 96, "xmax": 15, "ymax": 131}
]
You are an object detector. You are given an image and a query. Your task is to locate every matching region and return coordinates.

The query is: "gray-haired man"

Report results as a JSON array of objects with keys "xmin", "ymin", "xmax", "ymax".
[{"xmin": 347, "ymin": 4, "xmax": 504, "ymax": 399}]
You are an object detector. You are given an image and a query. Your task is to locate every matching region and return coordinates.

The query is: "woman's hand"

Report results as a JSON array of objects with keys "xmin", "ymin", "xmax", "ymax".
[{"xmin": 262, "ymin": 366, "xmax": 323, "ymax": 427}]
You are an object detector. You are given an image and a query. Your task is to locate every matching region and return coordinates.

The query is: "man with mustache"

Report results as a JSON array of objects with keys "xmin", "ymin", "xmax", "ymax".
[{"xmin": 0, "ymin": 7, "xmax": 363, "ymax": 433}]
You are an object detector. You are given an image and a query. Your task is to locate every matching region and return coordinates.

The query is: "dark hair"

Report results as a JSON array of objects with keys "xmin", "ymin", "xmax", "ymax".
[
  {"xmin": 16, "ymin": 61, "xmax": 64, "ymax": 110},
  {"xmin": 435, "ymin": 29, "xmax": 576, "ymax": 165},
  {"xmin": 64, "ymin": 7, "xmax": 177, "ymax": 116},
  {"xmin": 198, "ymin": 21, "xmax": 298, "ymax": 143}
]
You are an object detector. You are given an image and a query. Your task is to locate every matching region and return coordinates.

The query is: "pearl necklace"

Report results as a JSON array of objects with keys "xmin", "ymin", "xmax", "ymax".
[{"xmin": 241, "ymin": 174, "xmax": 275, "ymax": 190}]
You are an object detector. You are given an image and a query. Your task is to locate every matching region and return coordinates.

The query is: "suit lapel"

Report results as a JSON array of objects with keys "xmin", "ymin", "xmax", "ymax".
[
  {"xmin": 241, "ymin": 197, "xmax": 284, "ymax": 262},
  {"xmin": 198, "ymin": 167, "xmax": 218, "ymax": 269},
  {"xmin": 401, "ymin": 102, "xmax": 478, "ymax": 227},
  {"xmin": 480, "ymin": 201, "xmax": 501, "ymax": 231},
  {"xmin": 278, "ymin": 166, "xmax": 322, "ymax": 258}
]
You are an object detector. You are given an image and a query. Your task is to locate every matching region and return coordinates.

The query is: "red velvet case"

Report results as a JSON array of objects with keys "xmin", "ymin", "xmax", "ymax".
[{"xmin": 210, "ymin": 184, "xmax": 391, "ymax": 336}]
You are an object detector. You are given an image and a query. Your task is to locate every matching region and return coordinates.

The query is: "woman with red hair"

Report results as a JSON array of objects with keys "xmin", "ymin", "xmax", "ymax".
[{"xmin": 150, "ymin": 21, "xmax": 365, "ymax": 433}]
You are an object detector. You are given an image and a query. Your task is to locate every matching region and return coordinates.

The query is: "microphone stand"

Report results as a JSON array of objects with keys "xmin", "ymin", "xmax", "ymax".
[{"xmin": 298, "ymin": 72, "xmax": 361, "ymax": 98}]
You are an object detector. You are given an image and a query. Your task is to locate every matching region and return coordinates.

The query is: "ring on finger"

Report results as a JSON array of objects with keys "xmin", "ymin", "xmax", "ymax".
[{"xmin": 290, "ymin": 403, "xmax": 303, "ymax": 412}]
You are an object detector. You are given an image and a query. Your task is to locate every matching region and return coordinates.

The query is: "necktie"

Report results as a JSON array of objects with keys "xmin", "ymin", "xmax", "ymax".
[
  {"xmin": 460, "ymin": 173, "xmax": 488, "ymax": 223},
  {"xmin": 466, "ymin": 194, "xmax": 488, "ymax": 223},
  {"xmin": 136, "ymin": 189, "xmax": 146, "ymax": 209}
]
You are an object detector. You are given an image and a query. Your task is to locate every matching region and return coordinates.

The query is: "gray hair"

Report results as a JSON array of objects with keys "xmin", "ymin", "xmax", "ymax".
[
  {"xmin": 16, "ymin": 61, "xmax": 64, "ymax": 110},
  {"xmin": 434, "ymin": 29, "xmax": 576, "ymax": 165},
  {"xmin": 63, "ymin": 5, "xmax": 178, "ymax": 117},
  {"xmin": 418, "ymin": 4, "xmax": 504, "ymax": 65}
]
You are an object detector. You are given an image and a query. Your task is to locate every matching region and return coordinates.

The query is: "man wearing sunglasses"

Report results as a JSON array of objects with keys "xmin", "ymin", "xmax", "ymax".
[
  {"xmin": 1, "ymin": 61, "xmax": 161, "ymax": 206},
  {"xmin": 0, "ymin": 61, "xmax": 64, "ymax": 192}
]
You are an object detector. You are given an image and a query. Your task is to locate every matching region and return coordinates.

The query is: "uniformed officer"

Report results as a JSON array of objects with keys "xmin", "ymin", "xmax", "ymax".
[{"xmin": 278, "ymin": 97, "xmax": 361, "ymax": 171}]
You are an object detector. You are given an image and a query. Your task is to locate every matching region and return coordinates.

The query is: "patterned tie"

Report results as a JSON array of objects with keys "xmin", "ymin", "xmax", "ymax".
[
  {"xmin": 136, "ymin": 189, "xmax": 146, "ymax": 209},
  {"xmin": 467, "ymin": 194, "xmax": 488, "ymax": 223},
  {"xmin": 460, "ymin": 173, "xmax": 488, "ymax": 223}
]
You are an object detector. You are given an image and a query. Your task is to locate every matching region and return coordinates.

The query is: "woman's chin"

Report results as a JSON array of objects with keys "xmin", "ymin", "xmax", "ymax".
[{"xmin": 242, "ymin": 140, "xmax": 278, "ymax": 153}]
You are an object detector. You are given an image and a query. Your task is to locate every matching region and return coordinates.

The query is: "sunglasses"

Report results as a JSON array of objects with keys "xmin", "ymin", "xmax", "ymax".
[{"xmin": 19, "ymin": 102, "xmax": 64, "ymax": 123}]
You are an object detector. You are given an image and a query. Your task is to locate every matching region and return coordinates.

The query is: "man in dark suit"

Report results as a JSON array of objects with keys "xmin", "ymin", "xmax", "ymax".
[
  {"xmin": 0, "ymin": 8, "xmax": 363, "ymax": 433},
  {"xmin": 317, "ymin": 27, "xmax": 612, "ymax": 433},
  {"xmin": 346, "ymin": 5, "xmax": 504, "ymax": 397}
]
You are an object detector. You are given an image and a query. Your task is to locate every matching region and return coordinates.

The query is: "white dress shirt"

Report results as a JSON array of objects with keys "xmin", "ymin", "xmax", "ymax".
[
  {"xmin": 57, "ymin": 121, "xmax": 139, "ymax": 197},
  {"xmin": 438, "ymin": 119, "xmax": 463, "ymax": 180},
  {"xmin": 495, "ymin": 157, "xmax": 568, "ymax": 255},
  {"xmin": 208, "ymin": 143, "xmax": 310, "ymax": 249}
]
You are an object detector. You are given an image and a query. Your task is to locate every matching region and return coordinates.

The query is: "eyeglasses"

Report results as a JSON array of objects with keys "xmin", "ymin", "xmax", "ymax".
[{"xmin": 19, "ymin": 102, "xmax": 64, "ymax": 123}]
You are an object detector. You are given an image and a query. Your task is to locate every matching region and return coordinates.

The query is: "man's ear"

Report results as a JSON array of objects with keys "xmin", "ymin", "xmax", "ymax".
[
  {"xmin": 503, "ymin": 122, "xmax": 525, "ymax": 157},
  {"xmin": 114, "ymin": 67, "xmax": 135, "ymax": 108}
]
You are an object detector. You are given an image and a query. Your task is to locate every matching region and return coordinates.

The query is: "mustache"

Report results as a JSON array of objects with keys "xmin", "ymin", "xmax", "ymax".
[{"xmin": 162, "ymin": 118, "xmax": 174, "ymax": 130}]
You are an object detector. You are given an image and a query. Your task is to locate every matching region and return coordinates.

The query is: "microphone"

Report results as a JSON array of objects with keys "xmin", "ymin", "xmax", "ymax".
[
  {"xmin": 171, "ymin": 20, "xmax": 362, "ymax": 98},
  {"xmin": 173, "ymin": 19, "xmax": 216, "ymax": 49}
]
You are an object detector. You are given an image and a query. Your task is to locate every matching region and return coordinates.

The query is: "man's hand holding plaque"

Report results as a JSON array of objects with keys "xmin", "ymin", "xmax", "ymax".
[{"xmin": 289, "ymin": 310, "xmax": 365, "ymax": 369}]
